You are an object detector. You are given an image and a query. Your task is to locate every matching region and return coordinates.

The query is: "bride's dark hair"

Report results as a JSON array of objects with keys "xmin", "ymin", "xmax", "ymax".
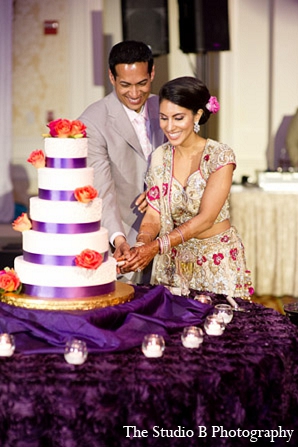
[{"xmin": 159, "ymin": 76, "xmax": 212, "ymax": 125}]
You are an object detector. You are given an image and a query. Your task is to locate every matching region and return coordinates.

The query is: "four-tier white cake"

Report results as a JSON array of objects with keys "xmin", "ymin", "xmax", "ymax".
[{"xmin": 14, "ymin": 122, "xmax": 117, "ymax": 303}]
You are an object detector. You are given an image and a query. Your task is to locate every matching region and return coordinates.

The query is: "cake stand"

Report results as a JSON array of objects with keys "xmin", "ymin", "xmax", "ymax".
[{"xmin": 0, "ymin": 281, "xmax": 134, "ymax": 311}]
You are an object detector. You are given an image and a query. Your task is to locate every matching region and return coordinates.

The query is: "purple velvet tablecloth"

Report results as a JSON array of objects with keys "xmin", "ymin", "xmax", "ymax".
[{"xmin": 0, "ymin": 286, "xmax": 298, "ymax": 447}]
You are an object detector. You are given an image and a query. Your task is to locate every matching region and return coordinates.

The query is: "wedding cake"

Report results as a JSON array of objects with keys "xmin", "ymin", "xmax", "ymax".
[{"xmin": 6, "ymin": 119, "xmax": 133, "ymax": 310}]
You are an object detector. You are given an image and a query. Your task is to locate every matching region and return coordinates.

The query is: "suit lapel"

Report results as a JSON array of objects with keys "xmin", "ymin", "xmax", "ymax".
[{"xmin": 107, "ymin": 92, "xmax": 144, "ymax": 157}]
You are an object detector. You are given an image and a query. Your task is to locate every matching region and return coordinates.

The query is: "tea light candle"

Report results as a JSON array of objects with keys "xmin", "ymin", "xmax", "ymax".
[
  {"xmin": 64, "ymin": 339, "xmax": 88, "ymax": 365},
  {"xmin": 194, "ymin": 294, "xmax": 212, "ymax": 305},
  {"xmin": 0, "ymin": 334, "xmax": 15, "ymax": 357},
  {"xmin": 142, "ymin": 334, "xmax": 165, "ymax": 358},
  {"xmin": 204, "ymin": 315, "xmax": 225, "ymax": 336},
  {"xmin": 214, "ymin": 304, "xmax": 233, "ymax": 324},
  {"xmin": 181, "ymin": 326, "xmax": 203, "ymax": 348}
]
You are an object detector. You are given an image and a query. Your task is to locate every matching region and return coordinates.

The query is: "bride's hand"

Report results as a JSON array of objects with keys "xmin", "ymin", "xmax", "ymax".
[{"xmin": 121, "ymin": 241, "xmax": 159, "ymax": 273}]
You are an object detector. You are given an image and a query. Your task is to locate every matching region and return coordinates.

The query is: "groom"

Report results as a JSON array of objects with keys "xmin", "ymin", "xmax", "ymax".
[{"xmin": 78, "ymin": 41, "xmax": 166, "ymax": 282}]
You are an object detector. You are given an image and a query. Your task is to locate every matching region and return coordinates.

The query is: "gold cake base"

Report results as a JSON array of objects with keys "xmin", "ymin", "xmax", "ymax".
[{"xmin": 0, "ymin": 281, "xmax": 134, "ymax": 311}]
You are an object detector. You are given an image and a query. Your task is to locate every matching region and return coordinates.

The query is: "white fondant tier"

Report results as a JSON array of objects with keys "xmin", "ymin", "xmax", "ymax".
[
  {"xmin": 14, "ymin": 135, "xmax": 118, "ymax": 301},
  {"xmin": 22, "ymin": 228, "xmax": 109, "ymax": 255},
  {"xmin": 38, "ymin": 167, "xmax": 94, "ymax": 190},
  {"xmin": 29, "ymin": 196, "xmax": 102, "ymax": 223},
  {"xmin": 44, "ymin": 137, "xmax": 88, "ymax": 158},
  {"xmin": 15, "ymin": 256, "xmax": 116, "ymax": 287}
]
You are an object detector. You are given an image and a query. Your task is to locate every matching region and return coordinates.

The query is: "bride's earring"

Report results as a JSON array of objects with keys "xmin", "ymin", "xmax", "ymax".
[{"xmin": 194, "ymin": 121, "xmax": 200, "ymax": 134}]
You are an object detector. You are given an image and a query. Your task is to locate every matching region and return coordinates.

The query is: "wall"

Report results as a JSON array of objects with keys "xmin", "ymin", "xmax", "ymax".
[
  {"xmin": 12, "ymin": 0, "xmax": 103, "ymax": 195},
  {"xmin": 10, "ymin": 0, "xmax": 298, "ymax": 195},
  {"xmin": 220, "ymin": 0, "xmax": 298, "ymax": 182}
]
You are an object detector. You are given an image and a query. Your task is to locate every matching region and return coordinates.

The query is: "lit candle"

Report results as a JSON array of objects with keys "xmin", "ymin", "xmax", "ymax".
[
  {"xmin": 194, "ymin": 295, "xmax": 212, "ymax": 305},
  {"xmin": 143, "ymin": 344, "xmax": 163, "ymax": 358},
  {"xmin": 142, "ymin": 334, "xmax": 165, "ymax": 358},
  {"xmin": 181, "ymin": 326, "xmax": 203, "ymax": 348},
  {"xmin": 214, "ymin": 304, "xmax": 233, "ymax": 324},
  {"xmin": 64, "ymin": 350, "xmax": 86, "ymax": 365},
  {"xmin": 204, "ymin": 316, "xmax": 225, "ymax": 336},
  {"xmin": 64, "ymin": 339, "xmax": 88, "ymax": 365},
  {"xmin": 0, "ymin": 334, "xmax": 15, "ymax": 357}
]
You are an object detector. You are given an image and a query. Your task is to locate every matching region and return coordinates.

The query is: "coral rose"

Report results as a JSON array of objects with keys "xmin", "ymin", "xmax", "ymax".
[
  {"xmin": 74, "ymin": 186, "xmax": 98, "ymax": 203},
  {"xmin": 47, "ymin": 118, "xmax": 87, "ymax": 138},
  {"xmin": 12, "ymin": 213, "xmax": 32, "ymax": 232},
  {"xmin": 27, "ymin": 150, "xmax": 46, "ymax": 168},
  {"xmin": 75, "ymin": 249, "xmax": 103, "ymax": 269},
  {"xmin": 70, "ymin": 120, "xmax": 87, "ymax": 138},
  {"xmin": 48, "ymin": 118, "xmax": 73, "ymax": 138},
  {"xmin": 0, "ymin": 268, "xmax": 21, "ymax": 293}
]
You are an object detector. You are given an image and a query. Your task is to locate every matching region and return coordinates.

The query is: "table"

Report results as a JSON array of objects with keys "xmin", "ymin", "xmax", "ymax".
[
  {"xmin": 230, "ymin": 186, "xmax": 298, "ymax": 296},
  {"xmin": 0, "ymin": 285, "xmax": 298, "ymax": 447}
]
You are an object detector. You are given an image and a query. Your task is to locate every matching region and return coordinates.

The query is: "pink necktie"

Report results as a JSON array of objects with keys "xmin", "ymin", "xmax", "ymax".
[{"xmin": 134, "ymin": 113, "xmax": 152, "ymax": 160}]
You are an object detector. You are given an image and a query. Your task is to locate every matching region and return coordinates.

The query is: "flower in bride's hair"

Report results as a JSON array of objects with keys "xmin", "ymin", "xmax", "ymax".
[
  {"xmin": 75, "ymin": 249, "xmax": 103, "ymax": 269},
  {"xmin": 12, "ymin": 213, "xmax": 32, "ymax": 232},
  {"xmin": 27, "ymin": 150, "xmax": 46, "ymax": 168},
  {"xmin": 0, "ymin": 268, "xmax": 22, "ymax": 294},
  {"xmin": 206, "ymin": 96, "xmax": 220, "ymax": 114},
  {"xmin": 74, "ymin": 185, "xmax": 98, "ymax": 203}
]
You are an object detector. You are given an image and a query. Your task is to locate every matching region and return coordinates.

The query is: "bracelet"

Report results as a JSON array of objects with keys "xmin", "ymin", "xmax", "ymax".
[
  {"xmin": 163, "ymin": 233, "xmax": 171, "ymax": 254},
  {"xmin": 157, "ymin": 237, "xmax": 163, "ymax": 254},
  {"xmin": 174, "ymin": 227, "xmax": 185, "ymax": 244},
  {"xmin": 157, "ymin": 233, "xmax": 171, "ymax": 255}
]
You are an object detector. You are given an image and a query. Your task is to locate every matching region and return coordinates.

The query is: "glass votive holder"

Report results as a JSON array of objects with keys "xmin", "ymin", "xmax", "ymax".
[
  {"xmin": 64, "ymin": 338, "xmax": 88, "ymax": 365},
  {"xmin": 181, "ymin": 326, "xmax": 204, "ymax": 348},
  {"xmin": 142, "ymin": 334, "xmax": 165, "ymax": 358},
  {"xmin": 0, "ymin": 333, "xmax": 15, "ymax": 357},
  {"xmin": 204, "ymin": 315, "xmax": 225, "ymax": 336},
  {"xmin": 194, "ymin": 294, "xmax": 212, "ymax": 305},
  {"xmin": 214, "ymin": 303, "xmax": 233, "ymax": 324}
]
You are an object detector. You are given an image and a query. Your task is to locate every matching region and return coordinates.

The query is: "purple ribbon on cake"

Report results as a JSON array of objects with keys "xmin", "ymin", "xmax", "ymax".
[
  {"xmin": 31, "ymin": 220, "xmax": 100, "ymax": 234},
  {"xmin": 39, "ymin": 189, "xmax": 76, "ymax": 201},
  {"xmin": 45, "ymin": 157, "xmax": 86, "ymax": 169},
  {"xmin": 22, "ymin": 281, "xmax": 115, "ymax": 298},
  {"xmin": 23, "ymin": 250, "xmax": 109, "ymax": 266}
]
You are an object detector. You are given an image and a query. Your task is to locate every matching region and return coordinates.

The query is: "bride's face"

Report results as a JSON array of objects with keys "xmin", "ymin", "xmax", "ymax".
[{"xmin": 159, "ymin": 99, "xmax": 200, "ymax": 146}]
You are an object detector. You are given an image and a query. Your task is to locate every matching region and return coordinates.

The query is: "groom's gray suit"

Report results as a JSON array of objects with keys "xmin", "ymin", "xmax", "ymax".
[{"xmin": 79, "ymin": 91, "xmax": 165, "ymax": 248}]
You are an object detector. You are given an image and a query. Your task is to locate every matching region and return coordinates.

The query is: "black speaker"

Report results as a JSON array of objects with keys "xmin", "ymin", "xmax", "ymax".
[
  {"xmin": 121, "ymin": 0, "xmax": 169, "ymax": 56},
  {"xmin": 178, "ymin": 0, "xmax": 230, "ymax": 53}
]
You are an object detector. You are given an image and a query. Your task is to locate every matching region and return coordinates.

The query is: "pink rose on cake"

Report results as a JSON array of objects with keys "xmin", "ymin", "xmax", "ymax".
[
  {"xmin": 0, "ymin": 268, "xmax": 21, "ymax": 294},
  {"xmin": 74, "ymin": 185, "xmax": 98, "ymax": 203},
  {"xmin": 12, "ymin": 213, "xmax": 32, "ymax": 232},
  {"xmin": 27, "ymin": 150, "xmax": 46, "ymax": 168},
  {"xmin": 75, "ymin": 249, "xmax": 103, "ymax": 269},
  {"xmin": 46, "ymin": 119, "xmax": 87, "ymax": 138}
]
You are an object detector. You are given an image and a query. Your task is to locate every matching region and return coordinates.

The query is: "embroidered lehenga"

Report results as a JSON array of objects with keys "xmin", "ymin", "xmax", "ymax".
[{"xmin": 146, "ymin": 140, "xmax": 253, "ymax": 298}]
